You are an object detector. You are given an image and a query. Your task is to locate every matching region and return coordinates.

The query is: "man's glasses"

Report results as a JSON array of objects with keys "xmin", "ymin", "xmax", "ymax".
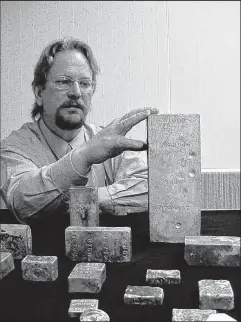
[{"xmin": 52, "ymin": 76, "xmax": 95, "ymax": 93}]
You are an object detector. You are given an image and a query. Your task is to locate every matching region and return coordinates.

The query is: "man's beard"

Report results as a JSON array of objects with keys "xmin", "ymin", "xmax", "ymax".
[{"xmin": 55, "ymin": 102, "xmax": 89, "ymax": 130}]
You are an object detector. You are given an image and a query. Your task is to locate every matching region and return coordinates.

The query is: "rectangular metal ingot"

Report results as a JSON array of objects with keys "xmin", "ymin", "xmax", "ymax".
[
  {"xmin": 0, "ymin": 252, "xmax": 15, "ymax": 280},
  {"xmin": 146, "ymin": 269, "xmax": 181, "ymax": 285},
  {"xmin": 124, "ymin": 285, "xmax": 164, "ymax": 306},
  {"xmin": 0, "ymin": 224, "xmax": 32, "ymax": 259},
  {"xmin": 65, "ymin": 226, "xmax": 131, "ymax": 262},
  {"xmin": 172, "ymin": 309, "xmax": 217, "ymax": 321},
  {"xmin": 68, "ymin": 263, "xmax": 106, "ymax": 293},
  {"xmin": 199, "ymin": 279, "xmax": 234, "ymax": 310},
  {"xmin": 69, "ymin": 186, "xmax": 99, "ymax": 226},
  {"xmin": 68, "ymin": 299, "xmax": 99, "ymax": 318},
  {"xmin": 185, "ymin": 236, "xmax": 240, "ymax": 267},
  {"xmin": 148, "ymin": 114, "xmax": 201, "ymax": 243},
  {"xmin": 21, "ymin": 255, "xmax": 58, "ymax": 281}
]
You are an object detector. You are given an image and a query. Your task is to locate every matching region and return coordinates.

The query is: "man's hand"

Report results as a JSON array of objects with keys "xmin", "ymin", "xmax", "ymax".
[
  {"xmin": 83, "ymin": 107, "xmax": 158, "ymax": 166},
  {"xmin": 72, "ymin": 107, "xmax": 158, "ymax": 173}
]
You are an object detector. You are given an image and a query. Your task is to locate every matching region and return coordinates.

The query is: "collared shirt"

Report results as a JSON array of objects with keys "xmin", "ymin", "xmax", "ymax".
[{"xmin": 0, "ymin": 118, "xmax": 148, "ymax": 223}]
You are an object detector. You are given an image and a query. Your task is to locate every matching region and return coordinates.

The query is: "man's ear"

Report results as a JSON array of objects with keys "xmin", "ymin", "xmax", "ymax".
[{"xmin": 34, "ymin": 86, "xmax": 43, "ymax": 106}]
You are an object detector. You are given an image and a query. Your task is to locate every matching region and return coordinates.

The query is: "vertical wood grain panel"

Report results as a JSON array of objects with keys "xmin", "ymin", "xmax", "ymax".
[{"xmin": 202, "ymin": 171, "xmax": 240, "ymax": 210}]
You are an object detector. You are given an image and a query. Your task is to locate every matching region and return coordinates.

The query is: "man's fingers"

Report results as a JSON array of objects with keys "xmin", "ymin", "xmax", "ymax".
[
  {"xmin": 120, "ymin": 137, "xmax": 147, "ymax": 151},
  {"xmin": 120, "ymin": 110, "xmax": 151, "ymax": 133},
  {"xmin": 120, "ymin": 108, "xmax": 150, "ymax": 121},
  {"xmin": 120, "ymin": 107, "xmax": 158, "ymax": 121}
]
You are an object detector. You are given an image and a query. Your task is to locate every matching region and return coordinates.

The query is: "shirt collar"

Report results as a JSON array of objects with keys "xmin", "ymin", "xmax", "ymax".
[{"xmin": 39, "ymin": 118, "xmax": 86, "ymax": 159}]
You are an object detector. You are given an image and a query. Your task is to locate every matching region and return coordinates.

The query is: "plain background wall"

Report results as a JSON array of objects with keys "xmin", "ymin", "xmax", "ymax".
[{"xmin": 1, "ymin": 1, "xmax": 240, "ymax": 169}]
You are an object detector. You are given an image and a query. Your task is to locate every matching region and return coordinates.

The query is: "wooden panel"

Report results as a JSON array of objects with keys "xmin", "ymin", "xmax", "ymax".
[{"xmin": 202, "ymin": 171, "xmax": 240, "ymax": 210}]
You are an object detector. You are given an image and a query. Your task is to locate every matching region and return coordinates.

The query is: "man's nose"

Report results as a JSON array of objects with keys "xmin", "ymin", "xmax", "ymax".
[{"xmin": 67, "ymin": 81, "xmax": 82, "ymax": 99}]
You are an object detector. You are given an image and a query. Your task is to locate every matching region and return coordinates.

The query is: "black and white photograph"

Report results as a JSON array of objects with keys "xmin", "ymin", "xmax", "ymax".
[{"xmin": 0, "ymin": 1, "xmax": 240, "ymax": 321}]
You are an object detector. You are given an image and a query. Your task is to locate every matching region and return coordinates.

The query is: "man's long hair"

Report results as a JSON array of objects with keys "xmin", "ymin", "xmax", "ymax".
[{"xmin": 31, "ymin": 37, "xmax": 100, "ymax": 120}]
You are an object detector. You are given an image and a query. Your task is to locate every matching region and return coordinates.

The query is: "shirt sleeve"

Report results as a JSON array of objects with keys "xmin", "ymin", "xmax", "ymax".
[
  {"xmin": 0, "ymin": 148, "xmax": 88, "ymax": 223},
  {"xmin": 100, "ymin": 150, "xmax": 148, "ymax": 216}
]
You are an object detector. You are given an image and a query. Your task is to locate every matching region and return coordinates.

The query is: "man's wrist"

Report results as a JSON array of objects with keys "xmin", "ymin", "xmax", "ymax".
[
  {"xmin": 71, "ymin": 146, "xmax": 92, "ymax": 175},
  {"xmin": 50, "ymin": 152, "xmax": 89, "ymax": 192}
]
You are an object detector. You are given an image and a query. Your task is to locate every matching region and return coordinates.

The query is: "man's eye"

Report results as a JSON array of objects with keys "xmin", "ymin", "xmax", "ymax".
[
  {"xmin": 56, "ymin": 80, "xmax": 71, "ymax": 85},
  {"xmin": 79, "ymin": 81, "xmax": 91, "ymax": 88}
]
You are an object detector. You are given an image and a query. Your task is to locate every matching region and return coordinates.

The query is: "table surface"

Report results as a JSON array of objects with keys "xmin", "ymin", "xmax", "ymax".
[{"xmin": 0, "ymin": 211, "xmax": 240, "ymax": 322}]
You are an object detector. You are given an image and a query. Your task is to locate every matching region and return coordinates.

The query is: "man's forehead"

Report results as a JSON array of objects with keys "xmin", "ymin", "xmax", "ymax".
[{"xmin": 49, "ymin": 50, "xmax": 91, "ymax": 76}]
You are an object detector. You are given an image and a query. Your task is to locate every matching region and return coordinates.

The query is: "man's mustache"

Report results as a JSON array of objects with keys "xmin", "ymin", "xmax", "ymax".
[{"xmin": 60, "ymin": 101, "xmax": 87, "ymax": 110}]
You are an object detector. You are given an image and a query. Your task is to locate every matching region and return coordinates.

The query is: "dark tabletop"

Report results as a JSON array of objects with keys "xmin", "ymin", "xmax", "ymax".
[{"xmin": 0, "ymin": 210, "xmax": 240, "ymax": 322}]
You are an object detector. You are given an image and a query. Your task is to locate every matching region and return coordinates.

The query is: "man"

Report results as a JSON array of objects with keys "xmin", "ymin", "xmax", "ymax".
[{"xmin": 0, "ymin": 37, "xmax": 158, "ymax": 227}]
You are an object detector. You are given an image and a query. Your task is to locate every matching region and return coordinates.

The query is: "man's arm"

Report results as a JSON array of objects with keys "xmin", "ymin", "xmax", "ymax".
[
  {"xmin": 0, "ymin": 148, "xmax": 88, "ymax": 223},
  {"xmin": 1, "ymin": 108, "xmax": 158, "ymax": 222}
]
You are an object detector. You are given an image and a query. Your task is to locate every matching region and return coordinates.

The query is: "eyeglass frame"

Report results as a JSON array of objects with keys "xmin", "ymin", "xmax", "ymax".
[{"xmin": 50, "ymin": 75, "xmax": 96, "ymax": 93}]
